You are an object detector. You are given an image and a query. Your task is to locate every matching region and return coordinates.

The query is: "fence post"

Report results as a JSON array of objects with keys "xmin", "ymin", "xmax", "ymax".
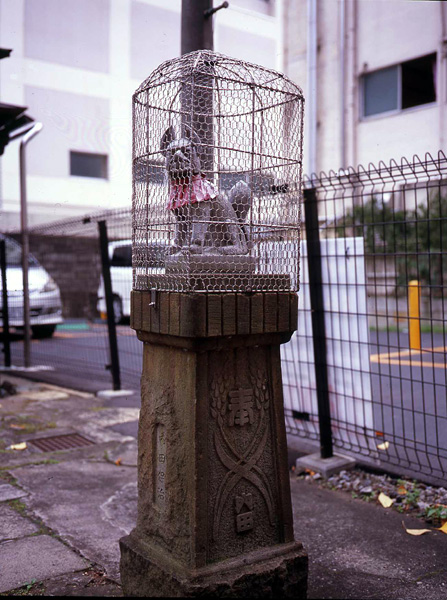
[
  {"xmin": 303, "ymin": 187, "xmax": 333, "ymax": 459},
  {"xmin": 408, "ymin": 280, "xmax": 421, "ymax": 351},
  {"xmin": 98, "ymin": 220, "xmax": 121, "ymax": 391},
  {"xmin": 0, "ymin": 240, "xmax": 11, "ymax": 367}
]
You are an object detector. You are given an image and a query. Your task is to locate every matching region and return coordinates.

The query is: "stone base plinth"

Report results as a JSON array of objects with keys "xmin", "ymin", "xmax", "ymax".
[
  {"xmin": 121, "ymin": 292, "xmax": 307, "ymax": 598},
  {"xmin": 120, "ymin": 534, "xmax": 307, "ymax": 598}
]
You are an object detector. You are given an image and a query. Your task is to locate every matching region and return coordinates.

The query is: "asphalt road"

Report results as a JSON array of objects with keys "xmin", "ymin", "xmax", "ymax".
[
  {"xmin": 2, "ymin": 322, "xmax": 142, "ymax": 396},
  {"xmin": 2, "ymin": 323, "xmax": 446, "ymax": 479}
]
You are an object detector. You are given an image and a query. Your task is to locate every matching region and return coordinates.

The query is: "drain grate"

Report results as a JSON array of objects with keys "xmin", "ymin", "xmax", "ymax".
[{"xmin": 28, "ymin": 433, "xmax": 95, "ymax": 452}]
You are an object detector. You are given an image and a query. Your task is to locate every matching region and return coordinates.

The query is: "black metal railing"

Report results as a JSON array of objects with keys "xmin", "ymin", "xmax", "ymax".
[{"xmin": 282, "ymin": 151, "xmax": 447, "ymax": 484}]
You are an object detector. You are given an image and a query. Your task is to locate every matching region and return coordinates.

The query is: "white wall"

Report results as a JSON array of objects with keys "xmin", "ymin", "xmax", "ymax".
[
  {"xmin": 0, "ymin": 0, "xmax": 281, "ymax": 228},
  {"xmin": 283, "ymin": 0, "xmax": 445, "ymax": 177},
  {"xmin": 24, "ymin": 0, "xmax": 110, "ymax": 73}
]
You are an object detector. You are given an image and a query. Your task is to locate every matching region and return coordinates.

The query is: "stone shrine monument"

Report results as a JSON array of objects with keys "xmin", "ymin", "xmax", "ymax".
[{"xmin": 120, "ymin": 50, "xmax": 307, "ymax": 597}]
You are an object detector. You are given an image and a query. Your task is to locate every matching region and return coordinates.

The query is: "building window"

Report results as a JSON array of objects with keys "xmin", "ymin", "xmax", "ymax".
[
  {"xmin": 70, "ymin": 151, "xmax": 108, "ymax": 179},
  {"xmin": 362, "ymin": 53, "xmax": 436, "ymax": 118}
]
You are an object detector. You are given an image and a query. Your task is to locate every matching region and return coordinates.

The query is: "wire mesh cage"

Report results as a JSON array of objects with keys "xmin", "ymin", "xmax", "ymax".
[{"xmin": 132, "ymin": 50, "xmax": 304, "ymax": 293}]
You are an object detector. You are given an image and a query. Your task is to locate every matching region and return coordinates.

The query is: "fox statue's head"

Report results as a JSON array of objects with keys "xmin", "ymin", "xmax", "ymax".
[{"xmin": 160, "ymin": 125, "xmax": 201, "ymax": 182}]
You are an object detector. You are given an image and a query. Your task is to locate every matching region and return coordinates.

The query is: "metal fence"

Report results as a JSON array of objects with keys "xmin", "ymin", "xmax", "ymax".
[
  {"xmin": 2, "ymin": 151, "xmax": 447, "ymax": 484},
  {"xmin": 0, "ymin": 208, "xmax": 141, "ymax": 393},
  {"xmin": 282, "ymin": 151, "xmax": 447, "ymax": 484}
]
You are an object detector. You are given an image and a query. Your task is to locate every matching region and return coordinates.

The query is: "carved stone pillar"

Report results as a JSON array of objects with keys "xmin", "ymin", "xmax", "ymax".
[{"xmin": 119, "ymin": 290, "xmax": 308, "ymax": 597}]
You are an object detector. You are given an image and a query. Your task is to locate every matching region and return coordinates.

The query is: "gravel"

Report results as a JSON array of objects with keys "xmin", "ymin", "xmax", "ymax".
[{"xmin": 294, "ymin": 465, "xmax": 447, "ymax": 525}]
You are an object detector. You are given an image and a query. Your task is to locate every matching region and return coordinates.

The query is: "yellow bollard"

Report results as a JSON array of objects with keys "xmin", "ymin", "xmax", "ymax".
[{"xmin": 408, "ymin": 280, "xmax": 421, "ymax": 351}]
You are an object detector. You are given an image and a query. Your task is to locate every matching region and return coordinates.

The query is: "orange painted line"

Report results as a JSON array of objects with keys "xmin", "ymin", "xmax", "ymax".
[
  {"xmin": 370, "ymin": 345, "xmax": 447, "ymax": 368},
  {"xmin": 371, "ymin": 356, "xmax": 447, "ymax": 368},
  {"xmin": 370, "ymin": 346, "xmax": 447, "ymax": 361},
  {"xmin": 370, "ymin": 349, "xmax": 419, "ymax": 361},
  {"xmin": 53, "ymin": 332, "xmax": 76, "ymax": 339}
]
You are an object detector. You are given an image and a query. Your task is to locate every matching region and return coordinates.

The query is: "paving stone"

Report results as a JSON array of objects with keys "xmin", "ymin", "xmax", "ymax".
[
  {"xmin": 13, "ymin": 460, "xmax": 137, "ymax": 580},
  {"xmin": 0, "ymin": 484, "xmax": 27, "ymax": 502},
  {"xmin": 107, "ymin": 420, "xmax": 138, "ymax": 438},
  {"xmin": 0, "ymin": 535, "xmax": 88, "ymax": 593},
  {"xmin": 0, "ymin": 504, "xmax": 39, "ymax": 541}
]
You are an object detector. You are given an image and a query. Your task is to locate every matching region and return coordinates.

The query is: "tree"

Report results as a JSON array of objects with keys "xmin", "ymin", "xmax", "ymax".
[{"xmin": 335, "ymin": 192, "xmax": 447, "ymax": 296}]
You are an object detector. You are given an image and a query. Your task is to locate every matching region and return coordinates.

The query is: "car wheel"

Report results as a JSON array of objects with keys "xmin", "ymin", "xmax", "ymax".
[
  {"xmin": 31, "ymin": 324, "xmax": 57, "ymax": 339},
  {"xmin": 112, "ymin": 295, "xmax": 123, "ymax": 324}
]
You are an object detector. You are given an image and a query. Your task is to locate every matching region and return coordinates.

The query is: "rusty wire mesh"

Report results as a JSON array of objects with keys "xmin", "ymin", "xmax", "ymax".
[{"xmin": 132, "ymin": 50, "xmax": 304, "ymax": 293}]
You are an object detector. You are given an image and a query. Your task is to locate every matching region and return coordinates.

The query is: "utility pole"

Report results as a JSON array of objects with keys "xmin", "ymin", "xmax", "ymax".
[
  {"xmin": 180, "ymin": 0, "xmax": 228, "ymax": 178},
  {"xmin": 181, "ymin": 0, "xmax": 229, "ymax": 54},
  {"xmin": 20, "ymin": 122, "xmax": 43, "ymax": 367},
  {"xmin": 181, "ymin": 0, "xmax": 213, "ymax": 54}
]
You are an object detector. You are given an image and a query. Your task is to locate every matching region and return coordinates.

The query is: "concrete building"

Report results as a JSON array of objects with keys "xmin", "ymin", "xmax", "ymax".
[
  {"xmin": 0, "ymin": 0, "xmax": 281, "ymax": 228},
  {"xmin": 2, "ymin": 0, "xmax": 442, "ymax": 228},
  {"xmin": 284, "ymin": 0, "xmax": 444, "ymax": 176}
]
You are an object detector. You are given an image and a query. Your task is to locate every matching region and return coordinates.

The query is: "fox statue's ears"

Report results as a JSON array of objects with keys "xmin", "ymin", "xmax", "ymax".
[
  {"xmin": 160, "ymin": 125, "xmax": 201, "ymax": 155},
  {"xmin": 160, "ymin": 126, "xmax": 175, "ymax": 155}
]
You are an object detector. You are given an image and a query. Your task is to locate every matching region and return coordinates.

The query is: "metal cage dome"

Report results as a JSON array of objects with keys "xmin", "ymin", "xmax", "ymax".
[{"xmin": 132, "ymin": 49, "xmax": 305, "ymax": 293}]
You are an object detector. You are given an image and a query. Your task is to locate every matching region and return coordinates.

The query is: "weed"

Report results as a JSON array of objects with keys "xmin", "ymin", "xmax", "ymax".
[
  {"xmin": 6, "ymin": 416, "xmax": 57, "ymax": 435},
  {"xmin": 425, "ymin": 505, "xmax": 447, "ymax": 524},
  {"xmin": 7, "ymin": 499, "xmax": 28, "ymax": 517},
  {"xmin": 0, "ymin": 471, "xmax": 17, "ymax": 485},
  {"xmin": 403, "ymin": 482, "xmax": 421, "ymax": 508},
  {"xmin": 0, "ymin": 579, "xmax": 45, "ymax": 596}
]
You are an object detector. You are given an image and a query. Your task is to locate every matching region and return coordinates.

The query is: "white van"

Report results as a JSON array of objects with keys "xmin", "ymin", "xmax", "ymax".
[
  {"xmin": 97, "ymin": 240, "xmax": 170, "ymax": 323},
  {"xmin": 0, "ymin": 234, "xmax": 63, "ymax": 338}
]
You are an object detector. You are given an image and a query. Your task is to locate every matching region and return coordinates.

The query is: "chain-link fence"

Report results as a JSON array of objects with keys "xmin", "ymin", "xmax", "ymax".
[{"xmin": 0, "ymin": 208, "xmax": 141, "ymax": 393}]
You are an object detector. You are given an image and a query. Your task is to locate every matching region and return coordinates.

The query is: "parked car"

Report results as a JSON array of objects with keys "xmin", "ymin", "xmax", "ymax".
[
  {"xmin": 0, "ymin": 234, "xmax": 63, "ymax": 338},
  {"xmin": 97, "ymin": 239, "xmax": 171, "ymax": 324}
]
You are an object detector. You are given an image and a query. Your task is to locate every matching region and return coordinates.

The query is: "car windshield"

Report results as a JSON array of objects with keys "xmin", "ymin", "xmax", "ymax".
[
  {"xmin": 1, "ymin": 236, "xmax": 38, "ymax": 267},
  {"xmin": 111, "ymin": 244, "xmax": 132, "ymax": 267},
  {"xmin": 111, "ymin": 243, "xmax": 168, "ymax": 268}
]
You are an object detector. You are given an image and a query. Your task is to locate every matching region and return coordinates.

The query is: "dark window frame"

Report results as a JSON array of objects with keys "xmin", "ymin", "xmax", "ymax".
[
  {"xmin": 70, "ymin": 150, "xmax": 108, "ymax": 179},
  {"xmin": 361, "ymin": 53, "xmax": 437, "ymax": 119}
]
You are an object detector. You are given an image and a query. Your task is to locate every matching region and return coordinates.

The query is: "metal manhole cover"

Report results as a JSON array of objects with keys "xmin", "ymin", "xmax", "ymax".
[{"xmin": 28, "ymin": 433, "xmax": 95, "ymax": 452}]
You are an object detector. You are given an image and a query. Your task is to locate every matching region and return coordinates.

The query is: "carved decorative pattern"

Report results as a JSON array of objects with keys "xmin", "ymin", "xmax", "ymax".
[
  {"xmin": 235, "ymin": 493, "xmax": 254, "ymax": 533},
  {"xmin": 210, "ymin": 366, "xmax": 275, "ymax": 541}
]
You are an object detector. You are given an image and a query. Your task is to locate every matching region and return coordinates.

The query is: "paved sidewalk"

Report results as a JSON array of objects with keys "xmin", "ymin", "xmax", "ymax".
[{"xmin": 0, "ymin": 375, "xmax": 446, "ymax": 597}]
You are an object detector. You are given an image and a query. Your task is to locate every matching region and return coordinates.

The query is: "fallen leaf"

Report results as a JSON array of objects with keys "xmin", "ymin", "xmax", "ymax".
[
  {"xmin": 114, "ymin": 458, "xmax": 122, "ymax": 466},
  {"xmin": 9, "ymin": 424, "xmax": 26, "ymax": 430},
  {"xmin": 402, "ymin": 521, "xmax": 431, "ymax": 536},
  {"xmin": 305, "ymin": 469, "xmax": 316, "ymax": 476},
  {"xmin": 397, "ymin": 485, "xmax": 407, "ymax": 495},
  {"xmin": 375, "ymin": 431, "xmax": 384, "ymax": 437},
  {"xmin": 437, "ymin": 522, "xmax": 447, "ymax": 534},
  {"xmin": 7, "ymin": 442, "xmax": 27, "ymax": 451},
  {"xmin": 377, "ymin": 441, "xmax": 390, "ymax": 450},
  {"xmin": 378, "ymin": 492, "xmax": 395, "ymax": 508}
]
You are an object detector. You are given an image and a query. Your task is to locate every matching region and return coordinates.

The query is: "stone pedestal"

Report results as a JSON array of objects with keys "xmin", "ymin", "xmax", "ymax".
[{"xmin": 120, "ymin": 290, "xmax": 308, "ymax": 597}]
